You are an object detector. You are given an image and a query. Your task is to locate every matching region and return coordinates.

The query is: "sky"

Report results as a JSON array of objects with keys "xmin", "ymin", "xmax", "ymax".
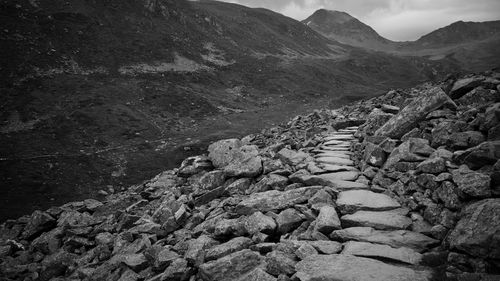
[{"xmin": 217, "ymin": 0, "xmax": 500, "ymax": 41}]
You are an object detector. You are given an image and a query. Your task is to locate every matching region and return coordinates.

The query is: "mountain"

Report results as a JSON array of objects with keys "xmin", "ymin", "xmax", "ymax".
[
  {"xmin": 304, "ymin": 9, "xmax": 500, "ymax": 71},
  {"xmin": 302, "ymin": 9, "xmax": 394, "ymax": 50},
  {"xmin": 0, "ymin": 0, "xmax": 458, "ymax": 220}
]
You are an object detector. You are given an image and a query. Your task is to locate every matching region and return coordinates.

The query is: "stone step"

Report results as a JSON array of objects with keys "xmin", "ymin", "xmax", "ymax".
[
  {"xmin": 331, "ymin": 227, "xmax": 439, "ymax": 252},
  {"xmin": 323, "ymin": 141, "xmax": 351, "ymax": 147},
  {"xmin": 324, "ymin": 135, "xmax": 355, "ymax": 141},
  {"xmin": 336, "ymin": 190, "xmax": 401, "ymax": 214},
  {"xmin": 330, "ymin": 180, "xmax": 369, "ymax": 190},
  {"xmin": 314, "ymin": 152, "xmax": 351, "ymax": 159},
  {"xmin": 319, "ymin": 139, "xmax": 345, "ymax": 145},
  {"xmin": 340, "ymin": 210, "xmax": 412, "ymax": 230},
  {"xmin": 289, "ymin": 174, "xmax": 367, "ymax": 190},
  {"xmin": 345, "ymin": 126, "xmax": 359, "ymax": 130},
  {"xmin": 319, "ymin": 146, "xmax": 351, "ymax": 151},
  {"xmin": 317, "ymin": 171, "xmax": 360, "ymax": 182},
  {"xmin": 341, "ymin": 241, "xmax": 423, "ymax": 265},
  {"xmin": 316, "ymin": 157, "xmax": 354, "ymax": 166},
  {"xmin": 338, "ymin": 129, "xmax": 357, "ymax": 133},
  {"xmin": 295, "ymin": 254, "xmax": 433, "ymax": 281},
  {"xmin": 318, "ymin": 164, "xmax": 359, "ymax": 173}
]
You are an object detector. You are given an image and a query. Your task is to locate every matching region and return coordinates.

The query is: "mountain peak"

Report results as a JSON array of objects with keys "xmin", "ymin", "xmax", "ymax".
[{"xmin": 303, "ymin": 9, "xmax": 392, "ymax": 49}]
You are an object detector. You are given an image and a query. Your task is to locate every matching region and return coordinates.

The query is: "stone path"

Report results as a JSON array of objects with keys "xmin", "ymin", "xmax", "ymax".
[{"xmin": 293, "ymin": 127, "xmax": 439, "ymax": 280}]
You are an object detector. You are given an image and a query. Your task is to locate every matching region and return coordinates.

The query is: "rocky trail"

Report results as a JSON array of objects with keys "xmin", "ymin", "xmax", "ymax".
[{"xmin": 1, "ymin": 71, "xmax": 500, "ymax": 281}]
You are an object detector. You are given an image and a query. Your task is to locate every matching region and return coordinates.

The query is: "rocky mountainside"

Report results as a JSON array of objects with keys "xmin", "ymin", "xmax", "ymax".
[
  {"xmin": 304, "ymin": 9, "xmax": 500, "ymax": 71},
  {"xmin": 302, "ymin": 9, "xmax": 395, "ymax": 50},
  {"xmin": 0, "ymin": 0, "xmax": 459, "ymax": 221},
  {"xmin": 1, "ymin": 69, "xmax": 499, "ymax": 280}
]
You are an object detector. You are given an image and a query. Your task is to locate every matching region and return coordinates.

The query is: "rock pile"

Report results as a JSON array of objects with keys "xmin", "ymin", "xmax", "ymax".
[{"xmin": 0, "ymin": 71, "xmax": 499, "ymax": 281}]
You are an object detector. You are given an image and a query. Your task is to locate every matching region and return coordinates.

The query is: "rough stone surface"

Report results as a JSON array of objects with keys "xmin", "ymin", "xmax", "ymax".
[
  {"xmin": 341, "ymin": 210, "xmax": 412, "ymax": 230},
  {"xmin": 331, "ymin": 227, "xmax": 439, "ymax": 252},
  {"xmin": 375, "ymin": 87, "xmax": 455, "ymax": 139},
  {"xmin": 448, "ymin": 199, "xmax": 500, "ymax": 259},
  {"xmin": 295, "ymin": 254, "xmax": 433, "ymax": 281},
  {"xmin": 342, "ymin": 241, "xmax": 423, "ymax": 265},
  {"xmin": 208, "ymin": 139, "xmax": 262, "ymax": 177},
  {"xmin": 337, "ymin": 190, "xmax": 401, "ymax": 214},
  {"xmin": 198, "ymin": 250, "xmax": 263, "ymax": 281},
  {"xmin": 452, "ymin": 167, "xmax": 491, "ymax": 198},
  {"xmin": 315, "ymin": 206, "xmax": 341, "ymax": 234}
]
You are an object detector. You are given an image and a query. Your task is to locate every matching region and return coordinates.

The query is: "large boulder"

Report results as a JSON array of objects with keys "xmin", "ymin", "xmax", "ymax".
[
  {"xmin": 454, "ymin": 141, "xmax": 500, "ymax": 170},
  {"xmin": 452, "ymin": 166, "xmax": 491, "ymax": 198},
  {"xmin": 448, "ymin": 199, "xmax": 500, "ymax": 259},
  {"xmin": 198, "ymin": 249, "xmax": 263, "ymax": 281},
  {"xmin": 375, "ymin": 87, "xmax": 455, "ymax": 139},
  {"xmin": 208, "ymin": 139, "xmax": 262, "ymax": 177},
  {"xmin": 449, "ymin": 76, "xmax": 485, "ymax": 99}
]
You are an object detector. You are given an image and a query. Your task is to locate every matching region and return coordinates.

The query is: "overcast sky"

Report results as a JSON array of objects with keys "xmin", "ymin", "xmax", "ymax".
[{"xmin": 218, "ymin": 0, "xmax": 500, "ymax": 41}]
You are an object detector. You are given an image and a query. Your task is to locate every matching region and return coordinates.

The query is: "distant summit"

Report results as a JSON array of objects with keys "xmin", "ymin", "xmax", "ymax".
[{"xmin": 302, "ymin": 9, "xmax": 393, "ymax": 50}]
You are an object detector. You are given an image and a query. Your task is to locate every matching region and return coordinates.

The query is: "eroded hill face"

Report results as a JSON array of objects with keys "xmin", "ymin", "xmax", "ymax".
[
  {"xmin": 0, "ymin": 0, "xmax": 459, "ymax": 221},
  {"xmin": 304, "ymin": 9, "xmax": 500, "ymax": 71}
]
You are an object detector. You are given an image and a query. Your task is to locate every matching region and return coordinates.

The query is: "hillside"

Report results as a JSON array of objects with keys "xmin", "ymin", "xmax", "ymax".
[
  {"xmin": 304, "ymin": 9, "xmax": 500, "ymax": 71},
  {"xmin": 0, "ymin": 0, "xmax": 460, "ymax": 221},
  {"xmin": 302, "ymin": 9, "xmax": 395, "ymax": 51},
  {"xmin": 0, "ymin": 68, "xmax": 499, "ymax": 280}
]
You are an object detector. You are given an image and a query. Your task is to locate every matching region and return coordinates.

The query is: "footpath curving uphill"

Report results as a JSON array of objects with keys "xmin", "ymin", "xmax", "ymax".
[{"xmin": 1, "ymin": 70, "xmax": 500, "ymax": 281}]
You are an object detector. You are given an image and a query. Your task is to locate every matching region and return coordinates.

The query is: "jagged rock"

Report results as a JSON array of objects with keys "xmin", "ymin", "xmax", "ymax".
[
  {"xmin": 455, "ymin": 141, "xmax": 500, "ymax": 169},
  {"xmin": 214, "ymin": 218, "xmax": 246, "ymax": 237},
  {"xmin": 381, "ymin": 104, "xmax": 400, "ymax": 114},
  {"xmin": 277, "ymin": 208, "xmax": 304, "ymax": 234},
  {"xmin": 208, "ymin": 139, "xmax": 262, "ymax": 177},
  {"xmin": 336, "ymin": 190, "xmax": 401, "ymax": 214},
  {"xmin": 340, "ymin": 209, "xmax": 412, "ymax": 230},
  {"xmin": 417, "ymin": 157, "xmax": 446, "ymax": 174},
  {"xmin": 153, "ymin": 248, "xmax": 180, "ymax": 271},
  {"xmin": 198, "ymin": 249, "xmax": 264, "ymax": 281},
  {"xmin": 448, "ymin": 199, "xmax": 500, "ymax": 259},
  {"xmin": 314, "ymin": 205, "xmax": 341, "ymax": 234},
  {"xmin": 237, "ymin": 268, "xmax": 277, "ymax": 281},
  {"xmin": 251, "ymin": 174, "xmax": 288, "ymax": 192},
  {"xmin": 235, "ymin": 186, "xmax": 322, "ymax": 215},
  {"xmin": 452, "ymin": 166, "xmax": 491, "ymax": 198},
  {"xmin": 295, "ymin": 243, "xmax": 318, "ymax": 260},
  {"xmin": 178, "ymin": 155, "xmax": 213, "ymax": 177},
  {"xmin": 277, "ymin": 148, "xmax": 311, "ymax": 166},
  {"xmin": 265, "ymin": 250, "xmax": 297, "ymax": 276},
  {"xmin": 315, "ymin": 156, "xmax": 354, "ymax": 166},
  {"xmin": 225, "ymin": 178, "xmax": 252, "ymax": 195},
  {"xmin": 185, "ymin": 235, "xmax": 218, "ymax": 266},
  {"xmin": 198, "ymin": 170, "xmax": 226, "ymax": 190},
  {"xmin": 32, "ymin": 227, "xmax": 63, "ymax": 254},
  {"xmin": 331, "ymin": 227, "xmax": 439, "ymax": 252},
  {"xmin": 20, "ymin": 210, "xmax": 56, "ymax": 240},
  {"xmin": 156, "ymin": 258, "xmax": 191, "ymax": 281},
  {"xmin": 205, "ymin": 237, "xmax": 253, "ymax": 261},
  {"xmin": 448, "ymin": 131, "xmax": 485, "ymax": 149},
  {"xmin": 295, "ymin": 254, "xmax": 433, "ymax": 281},
  {"xmin": 123, "ymin": 253, "xmax": 149, "ymax": 272},
  {"xmin": 449, "ymin": 76, "xmax": 486, "ymax": 99},
  {"xmin": 307, "ymin": 241, "xmax": 342, "ymax": 254},
  {"xmin": 384, "ymin": 138, "xmax": 434, "ymax": 169},
  {"xmin": 436, "ymin": 181, "xmax": 461, "ymax": 210},
  {"xmin": 364, "ymin": 142, "xmax": 387, "ymax": 167},
  {"xmin": 375, "ymin": 87, "xmax": 455, "ymax": 139},
  {"xmin": 244, "ymin": 211, "xmax": 276, "ymax": 235},
  {"xmin": 342, "ymin": 241, "xmax": 423, "ymax": 265}
]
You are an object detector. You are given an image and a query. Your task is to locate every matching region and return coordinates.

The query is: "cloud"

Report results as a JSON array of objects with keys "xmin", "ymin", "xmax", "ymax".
[{"xmin": 217, "ymin": 0, "xmax": 500, "ymax": 41}]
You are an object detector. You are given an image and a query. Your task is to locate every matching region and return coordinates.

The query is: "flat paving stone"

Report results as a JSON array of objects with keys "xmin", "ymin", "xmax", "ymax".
[
  {"xmin": 324, "ymin": 135, "xmax": 355, "ymax": 141},
  {"xmin": 316, "ymin": 157, "xmax": 354, "ymax": 166},
  {"xmin": 323, "ymin": 142, "xmax": 351, "ymax": 147},
  {"xmin": 331, "ymin": 227, "xmax": 439, "ymax": 252},
  {"xmin": 337, "ymin": 190, "xmax": 401, "ymax": 214},
  {"xmin": 341, "ymin": 241, "xmax": 423, "ymax": 265},
  {"xmin": 341, "ymin": 210, "xmax": 412, "ymax": 230},
  {"xmin": 317, "ymin": 171, "xmax": 360, "ymax": 182},
  {"xmin": 295, "ymin": 254, "xmax": 433, "ymax": 281},
  {"xmin": 319, "ymin": 146, "xmax": 350, "ymax": 151},
  {"xmin": 320, "ymin": 139, "xmax": 345, "ymax": 145},
  {"xmin": 314, "ymin": 152, "xmax": 351, "ymax": 159},
  {"xmin": 318, "ymin": 164, "xmax": 358, "ymax": 172}
]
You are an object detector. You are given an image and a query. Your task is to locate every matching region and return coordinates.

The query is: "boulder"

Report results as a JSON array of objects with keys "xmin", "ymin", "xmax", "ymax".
[
  {"xmin": 449, "ymin": 76, "xmax": 485, "ymax": 99},
  {"xmin": 235, "ymin": 186, "xmax": 323, "ymax": 215},
  {"xmin": 276, "ymin": 208, "xmax": 304, "ymax": 234},
  {"xmin": 455, "ymin": 141, "xmax": 500, "ymax": 169},
  {"xmin": 205, "ymin": 237, "xmax": 253, "ymax": 261},
  {"xmin": 277, "ymin": 148, "xmax": 311, "ymax": 166},
  {"xmin": 384, "ymin": 138, "xmax": 434, "ymax": 170},
  {"xmin": 198, "ymin": 249, "xmax": 263, "ymax": 281},
  {"xmin": 448, "ymin": 199, "xmax": 500, "ymax": 259},
  {"xmin": 452, "ymin": 167, "xmax": 491, "ymax": 198},
  {"xmin": 208, "ymin": 139, "xmax": 262, "ymax": 177},
  {"xmin": 417, "ymin": 157, "xmax": 446, "ymax": 174},
  {"xmin": 265, "ymin": 250, "xmax": 297, "ymax": 276},
  {"xmin": 178, "ymin": 155, "xmax": 213, "ymax": 177},
  {"xmin": 314, "ymin": 206, "xmax": 341, "ymax": 234},
  {"xmin": 375, "ymin": 87, "xmax": 455, "ymax": 139},
  {"xmin": 295, "ymin": 254, "xmax": 432, "ymax": 281},
  {"xmin": 244, "ymin": 212, "xmax": 276, "ymax": 235},
  {"xmin": 21, "ymin": 211, "xmax": 56, "ymax": 240}
]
